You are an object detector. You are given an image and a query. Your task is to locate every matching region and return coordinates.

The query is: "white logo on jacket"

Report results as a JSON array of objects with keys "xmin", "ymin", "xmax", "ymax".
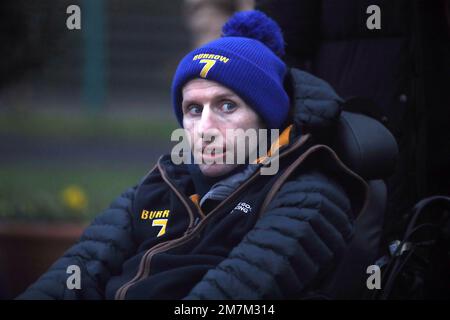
[{"xmin": 233, "ymin": 202, "xmax": 252, "ymax": 214}]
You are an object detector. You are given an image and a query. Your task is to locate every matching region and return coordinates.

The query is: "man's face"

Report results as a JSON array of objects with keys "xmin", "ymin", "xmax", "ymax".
[{"xmin": 182, "ymin": 79, "xmax": 265, "ymax": 177}]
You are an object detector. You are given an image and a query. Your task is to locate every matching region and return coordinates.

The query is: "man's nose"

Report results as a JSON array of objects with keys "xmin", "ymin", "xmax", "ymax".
[{"xmin": 197, "ymin": 106, "xmax": 218, "ymax": 139}]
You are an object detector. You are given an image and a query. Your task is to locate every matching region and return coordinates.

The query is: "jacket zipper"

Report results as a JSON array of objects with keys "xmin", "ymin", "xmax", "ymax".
[
  {"xmin": 114, "ymin": 159, "xmax": 197, "ymax": 300},
  {"xmin": 115, "ymin": 134, "xmax": 311, "ymax": 299}
]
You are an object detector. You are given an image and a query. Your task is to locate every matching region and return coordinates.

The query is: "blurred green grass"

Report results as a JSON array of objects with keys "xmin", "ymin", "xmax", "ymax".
[
  {"xmin": 0, "ymin": 111, "xmax": 176, "ymax": 223},
  {"xmin": 0, "ymin": 164, "xmax": 148, "ymax": 223},
  {"xmin": 0, "ymin": 112, "xmax": 178, "ymax": 140}
]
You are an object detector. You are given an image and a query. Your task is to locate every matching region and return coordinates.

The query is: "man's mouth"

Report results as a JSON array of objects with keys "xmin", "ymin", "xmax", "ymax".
[{"xmin": 202, "ymin": 146, "xmax": 225, "ymax": 158}]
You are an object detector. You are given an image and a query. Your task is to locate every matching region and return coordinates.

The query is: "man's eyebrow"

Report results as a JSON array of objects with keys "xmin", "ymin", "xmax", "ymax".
[
  {"xmin": 213, "ymin": 92, "xmax": 239, "ymax": 100},
  {"xmin": 182, "ymin": 92, "xmax": 238, "ymax": 105},
  {"xmin": 181, "ymin": 98, "xmax": 197, "ymax": 106}
]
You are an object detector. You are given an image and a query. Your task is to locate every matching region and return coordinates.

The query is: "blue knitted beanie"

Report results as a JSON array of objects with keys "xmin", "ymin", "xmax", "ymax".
[{"xmin": 171, "ymin": 10, "xmax": 289, "ymax": 129}]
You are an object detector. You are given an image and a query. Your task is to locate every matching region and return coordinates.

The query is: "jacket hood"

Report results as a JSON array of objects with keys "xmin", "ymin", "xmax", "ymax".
[{"xmin": 287, "ymin": 68, "xmax": 344, "ymax": 138}]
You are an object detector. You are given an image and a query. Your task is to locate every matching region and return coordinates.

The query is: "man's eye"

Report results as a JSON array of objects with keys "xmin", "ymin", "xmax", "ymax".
[
  {"xmin": 222, "ymin": 102, "xmax": 237, "ymax": 113},
  {"xmin": 187, "ymin": 104, "xmax": 202, "ymax": 115}
]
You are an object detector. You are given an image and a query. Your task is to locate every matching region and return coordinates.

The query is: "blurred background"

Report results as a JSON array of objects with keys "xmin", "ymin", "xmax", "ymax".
[
  {"xmin": 0, "ymin": 0, "xmax": 448, "ymax": 299},
  {"xmin": 0, "ymin": 0, "xmax": 253, "ymax": 298}
]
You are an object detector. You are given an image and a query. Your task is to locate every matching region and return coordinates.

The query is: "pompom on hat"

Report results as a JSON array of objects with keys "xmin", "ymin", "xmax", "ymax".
[{"xmin": 171, "ymin": 10, "xmax": 290, "ymax": 129}]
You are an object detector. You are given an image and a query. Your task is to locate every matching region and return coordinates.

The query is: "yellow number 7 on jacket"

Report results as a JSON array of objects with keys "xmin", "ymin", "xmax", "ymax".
[{"xmin": 152, "ymin": 219, "xmax": 168, "ymax": 237}]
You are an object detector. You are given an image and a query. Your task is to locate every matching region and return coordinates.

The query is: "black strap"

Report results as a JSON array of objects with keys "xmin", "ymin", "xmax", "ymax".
[{"xmin": 374, "ymin": 195, "xmax": 450, "ymax": 299}]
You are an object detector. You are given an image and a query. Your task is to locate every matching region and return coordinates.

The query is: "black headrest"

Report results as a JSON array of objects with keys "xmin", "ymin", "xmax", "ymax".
[{"xmin": 331, "ymin": 111, "xmax": 398, "ymax": 180}]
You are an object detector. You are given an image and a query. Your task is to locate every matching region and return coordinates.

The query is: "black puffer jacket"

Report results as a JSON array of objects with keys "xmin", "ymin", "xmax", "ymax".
[{"xmin": 17, "ymin": 69, "xmax": 368, "ymax": 300}]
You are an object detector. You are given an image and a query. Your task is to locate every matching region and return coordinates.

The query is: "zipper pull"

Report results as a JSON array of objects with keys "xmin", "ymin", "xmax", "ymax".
[
  {"xmin": 193, "ymin": 217, "xmax": 200, "ymax": 226},
  {"xmin": 184, "ymin": 217, "xmax": 200, "ymax": 236}
]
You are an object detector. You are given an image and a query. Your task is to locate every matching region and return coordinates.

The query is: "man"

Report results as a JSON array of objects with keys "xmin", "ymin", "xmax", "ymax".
[
  {"xmin": 183, "ymin": 0, "xmax": 254, "ymax": 47},
  {"xmin": 18, "ymin": 10, "xmax": 368, "ymax": 300}
]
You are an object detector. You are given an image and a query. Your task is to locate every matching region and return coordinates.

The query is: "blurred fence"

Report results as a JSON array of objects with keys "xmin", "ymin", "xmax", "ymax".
[{"xmin": 0, "ymin": 0, "xmax": 191, "ymax": 113}]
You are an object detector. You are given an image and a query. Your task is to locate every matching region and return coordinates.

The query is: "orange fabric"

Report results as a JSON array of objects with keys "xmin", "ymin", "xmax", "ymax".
[
  {"xmin": 190, "ymin": 194, "xmax": 200, "ymax": 204},
  {"xmin": 254, "ymin": 124, "xmax": 293, "ymax": 164},
  {"xmin": 189, "ymin": 194, "xmax": 204, "ymax": 217}
]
